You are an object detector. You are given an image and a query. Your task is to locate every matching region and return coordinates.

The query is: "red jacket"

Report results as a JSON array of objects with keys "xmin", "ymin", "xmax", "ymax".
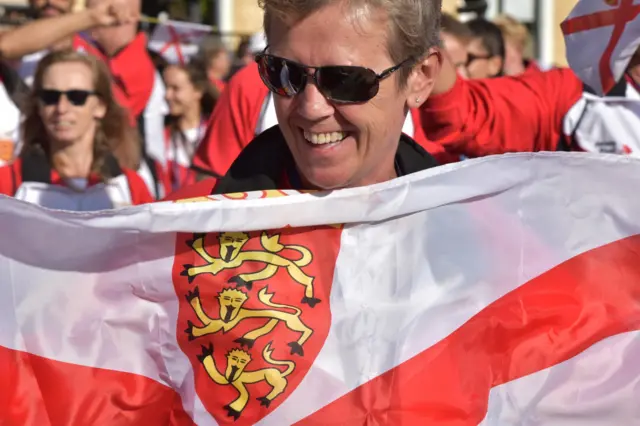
[
  {"xmin": 75, "ymin": 33, "xmax": 155, "ymax": 121},
  {"xmin": 421, "ymin": 68, "xmax": 584, "ymax": 157},
  {"xmin": 524, "ymin": 60, "xmax": 542, "ymax": 75},
  {"xmin": 191, "ymin": 63, "xmax": 269, "ymax": 177}
]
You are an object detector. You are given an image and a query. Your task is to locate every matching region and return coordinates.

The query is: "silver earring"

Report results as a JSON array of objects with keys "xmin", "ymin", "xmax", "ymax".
[{"xmin": 416, "ymin": 97, "xmax": 421, "ymax": 104}]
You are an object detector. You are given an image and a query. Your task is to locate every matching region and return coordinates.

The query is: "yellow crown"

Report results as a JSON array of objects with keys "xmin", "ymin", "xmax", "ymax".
[
  {"xmin": 227, "ymin": 348, "xmax": 252, "ymax": 361},
  {"xmin": 219, "ymin": 231, "xmax": 250, "ymax": 241},
  {"xmin": 218, "ymin": 288, "xmax": 248, "ymax": 300}
]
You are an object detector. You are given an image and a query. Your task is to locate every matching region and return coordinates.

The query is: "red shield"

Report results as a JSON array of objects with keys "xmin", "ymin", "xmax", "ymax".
[{"xmin": 172, "ymin": 225, "xmax": 344, "ymax": 424}]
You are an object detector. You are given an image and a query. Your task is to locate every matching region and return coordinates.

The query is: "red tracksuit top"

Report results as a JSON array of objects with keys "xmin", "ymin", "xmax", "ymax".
[
  {"xmin": 75, "ymin": 33, "xmax": 154, "ymax": 121},
  {"xmin": 420, "ymin": 68, "xmax": 584, "ymax": 157}
]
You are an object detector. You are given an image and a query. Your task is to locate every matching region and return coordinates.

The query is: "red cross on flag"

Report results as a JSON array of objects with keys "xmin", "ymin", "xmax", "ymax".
[
  {"xmin": 148, "ymin": 20, "xmax": 213, "ymax": 65},
  {"xmin": 562, "ymin": 0, "xmax": 640, "ymax": 95}
]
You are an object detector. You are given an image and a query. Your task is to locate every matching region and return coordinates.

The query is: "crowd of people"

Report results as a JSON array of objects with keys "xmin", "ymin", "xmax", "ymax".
[{"xmin": 0, "ymin": 0, "xmax": 635, "ymax": 210}]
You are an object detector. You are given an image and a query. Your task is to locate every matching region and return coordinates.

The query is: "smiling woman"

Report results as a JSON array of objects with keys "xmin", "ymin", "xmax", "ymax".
[
  {"xmin": 0, "ymin": 50, "xmax": 153, "ymax": 210},
  {"xmin": 167, "ymin": 0, "xmax": 444, "ymax": 200}
]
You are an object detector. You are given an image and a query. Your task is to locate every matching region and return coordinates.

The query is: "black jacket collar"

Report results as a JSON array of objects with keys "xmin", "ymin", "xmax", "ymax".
[
  {"xmin": 583, "ymin": 77, "xmax": 628, "ymax": 97},
  {"xmin": 213, "ymin": 125, "xmax": 438, "ymax": 194}
]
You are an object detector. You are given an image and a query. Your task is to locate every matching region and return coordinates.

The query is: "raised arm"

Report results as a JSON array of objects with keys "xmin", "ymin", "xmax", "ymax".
[
  {"xmin": 422, "ymin": 54, "xmax": 584, "ymax": 157},
  {"xmin": 0, "ymin": 0, "xmax": 135, "ymax": 60}
]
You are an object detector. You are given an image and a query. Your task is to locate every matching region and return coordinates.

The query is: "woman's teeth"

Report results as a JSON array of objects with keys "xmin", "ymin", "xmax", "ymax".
[{"xmin": 303, "ymin": 131, "xmax": 347, "ymax": 145}]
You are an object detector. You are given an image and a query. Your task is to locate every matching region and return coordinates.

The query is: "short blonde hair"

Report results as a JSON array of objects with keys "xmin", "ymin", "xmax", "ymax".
[
  {"xmin": 259, "ymin": 0, "xmax": 442, "ymax": 86},
  {"xmin": 493, "ymin": 14, "xmax": 533, "ymax": 58}
]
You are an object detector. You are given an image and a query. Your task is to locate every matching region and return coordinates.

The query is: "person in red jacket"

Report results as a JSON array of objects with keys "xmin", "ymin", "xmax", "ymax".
[
  {"xmin": 420, "ymin": 52, "xmax": 584, "ymax": 158},
  {"xmin": 422, "ymin": 46, "xmax": 640, "ymax": 158},
  {"xmin": 0, "ymin": 0, "xmax": 133, "ymax": 86},
  {"xmin": 189, "ymin": 61, "xmax": 270, "ymax": 178},
  {"xmin": 79, "ymin": 0, "xmax": 169, "ymax": 200},
  {"xmin": 0, "ymin": 50, "xmax": 152, "ymax": 210}
]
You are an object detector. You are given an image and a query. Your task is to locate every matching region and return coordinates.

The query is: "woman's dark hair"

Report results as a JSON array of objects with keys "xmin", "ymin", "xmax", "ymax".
[
  {"xmin": 467, "ymin": 18, "xmax": 506, "ymax": 74},
  {"xmin": 21, "ymin": 50, "xmax": 141, "ymax": 177},
  {"xmin": 165, "ymin": 57, "xmax": 219, "ymax": 127},
  {"xmin": 198, "ymin": 35, "xmax": 228, "ymax": 65},
  {"xmin": 440, "ymin": 13, "xmax": 473, "ymax": 43},
  {"xmin": 235, "ymin": 37, "xmax": 251, "ymax": 60},
  {"xmin": 147, "ymin": 48, "xmax": 170, "ymax": 75},
  {"xmin": 0, "ymin": 59, "xmax": 29, "ymax": 109}
]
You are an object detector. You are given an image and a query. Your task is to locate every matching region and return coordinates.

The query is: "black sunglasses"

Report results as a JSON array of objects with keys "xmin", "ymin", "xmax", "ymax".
[
  {"xmin": 37, "ymin": 89, "xmax": 96, "ymax": 107},
  {"xmin": 255, "ymin": 51, "xmax": 414, "ymax": 104},
  {"xmin": 465, "ymin": 53, "xmax": 493, "ymax": 67}
]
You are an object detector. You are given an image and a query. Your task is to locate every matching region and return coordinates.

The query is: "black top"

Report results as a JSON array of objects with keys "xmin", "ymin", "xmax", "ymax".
[{"xmin": 213, "ymin": 125, "xmax": 439, "ymax": 194}]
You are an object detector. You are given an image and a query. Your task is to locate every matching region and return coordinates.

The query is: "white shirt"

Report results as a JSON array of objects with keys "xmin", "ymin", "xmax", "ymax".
[
  {"xmin": 14, "ymin": 175, "xmax": 134, "ymax": 212},
  {"xmin": 0, "ymin": 81, "xmax": 21, "ymax": 166}
]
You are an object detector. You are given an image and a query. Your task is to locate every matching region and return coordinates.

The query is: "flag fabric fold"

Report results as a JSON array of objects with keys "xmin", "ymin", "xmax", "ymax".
[{"xmin": 2, "ymin": 153, "xmax": 640, "ymax": 425}]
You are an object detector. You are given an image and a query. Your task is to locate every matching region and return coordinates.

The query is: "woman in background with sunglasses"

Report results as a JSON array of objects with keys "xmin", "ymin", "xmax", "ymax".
[
  {"xmin": 165, "ymin": 0, "xmax": 443, "ymax": 200},
  {"xmin": 0, "ymin": 50, "xmax": 153, "ymax": 210}
]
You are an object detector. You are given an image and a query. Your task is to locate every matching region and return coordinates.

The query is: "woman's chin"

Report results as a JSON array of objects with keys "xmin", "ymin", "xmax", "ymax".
[
  {"xmin": 48, "ymin": 132, "xmax": 78, "ymax": 145},
  {"xmin": 299, "ymin": 168, "xmax": 354, "ymax": 191},
  {"xmin": 168, "ymin": 107, "xmax": 185, "ymax": 117}
]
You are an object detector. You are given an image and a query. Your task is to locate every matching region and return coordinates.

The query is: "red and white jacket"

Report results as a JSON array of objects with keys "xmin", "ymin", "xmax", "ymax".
[
  {"xmin": 0, "ymin": 151, "xmax": 153, "ymax": 211},
  {"xmin": 421, "ymin": 67, "xmax": 640, "ymax": 159},
  {"xmin": 563, "ymin": 75, "xmax": 640, "ymax": 155}
]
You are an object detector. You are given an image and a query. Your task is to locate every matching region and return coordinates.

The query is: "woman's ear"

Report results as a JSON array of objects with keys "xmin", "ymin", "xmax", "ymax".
[
  {"xmin": 405, "ymin": 48, "xmax": 443, "ymax": 108},
  {"xmin": 488, "ymin": 56, "xmax": 504, "ymax": 77},
  {"xmin": 93, "ymin": 98, "xmax": 107, "ymax": 120}
]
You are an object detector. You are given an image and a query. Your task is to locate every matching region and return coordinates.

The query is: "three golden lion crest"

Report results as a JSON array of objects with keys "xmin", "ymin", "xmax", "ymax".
[{"xmin": 180, "ymin": 231, "xmax": 319, "ymax": 420}]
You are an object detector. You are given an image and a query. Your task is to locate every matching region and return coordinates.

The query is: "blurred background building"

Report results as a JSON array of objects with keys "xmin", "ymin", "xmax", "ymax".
[{"xmin": 0, "ymin": 0, "xmax": 580, "ymax": 67}]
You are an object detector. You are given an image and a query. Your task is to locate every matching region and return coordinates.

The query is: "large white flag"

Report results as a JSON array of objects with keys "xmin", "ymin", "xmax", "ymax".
[
  {"xmin": 148, "ymin": 20, "xmax": 213, "ymax": 65},
  {"xmin": 562, "ymin": 0, "xmax": 640, "ymax": 95},
  {"xmin": 2, "ymin": 153, "xmax": 640, "ymax": 425}
]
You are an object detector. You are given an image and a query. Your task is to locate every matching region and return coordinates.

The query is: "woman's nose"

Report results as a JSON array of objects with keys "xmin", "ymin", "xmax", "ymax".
[
  {"xmin": 54, "ymin": 94, "xmax": 71, "ymax": 112},
  {"xmin": 295, "ymin": 78, "xmax": 335, "ymax": 121}
]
